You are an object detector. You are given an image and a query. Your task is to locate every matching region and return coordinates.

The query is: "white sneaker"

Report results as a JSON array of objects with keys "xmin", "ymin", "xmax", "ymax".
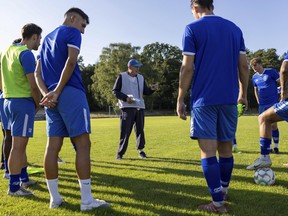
[
  {"xmin": 50, "ymin": 198, "xmax": 65, "ymax": 209},
  {"xmin": 7, "ymin": 187, "xmax": 33, "ymax": 196},
  {"xmin": 80, "ymin": 199, "xmax": 111, "ymax": 211},
  {"xmin": 246, "ymin": 157, "xmax": 272, "ymax": 170},
  {"xmin": 3, "ymin": 172, "xmax": 9, "ymax": 179},
  {"xmin": 21, "ymin": 179, "xmax": 37, "ymax": 188}
]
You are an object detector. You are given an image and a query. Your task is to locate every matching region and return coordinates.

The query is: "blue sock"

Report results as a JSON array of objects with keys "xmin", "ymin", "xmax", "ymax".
[
  {"xmin": 201, "ymin": 156, "xmax": 223, "ymax": 202},
  {"xmin": 219, "ymin": 156, "xmax": 234, "ymax": 188},
  {"xmin": 260, "ymin": 138, "xmax": 271, "ymax": 155},
  {"xmin": 20, "ymin": 166, "xmax": 29, "ymax": 183},
  {"xmin": 4, "ymin": 159, "xmax": 9, "ymax": 174},
  {"xmin": 9, "ymin": 174, "xmax": 20, "ymax": 192},
  {"xmin": 272, "ymin": 129, "xmax": 279, "ymax": 145}
]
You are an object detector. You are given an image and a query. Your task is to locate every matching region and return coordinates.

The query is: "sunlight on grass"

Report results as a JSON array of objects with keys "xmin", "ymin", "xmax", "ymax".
[{"xmin": 0, "ymin": 116, "xmax": 288, "ymax": 215}]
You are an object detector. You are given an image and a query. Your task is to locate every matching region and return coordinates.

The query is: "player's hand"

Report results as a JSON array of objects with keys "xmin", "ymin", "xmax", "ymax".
[
  {"xmin": 40, "ymin": 91, "xmax": 58, "ymax": 108},
  {"xmin": 151, "ymin": 83, "xmax": 159, "ymax": 91},
  {"xmin": 177, "ymin": 101, "xmax": 187, "ymax": 120},
  {"xmin": 237, "ymin": 97, "xmax": 248, "ymax": 111},
  {"xmin": 126, "ymin": 96, "xmax": 134, "ymax": 104}
]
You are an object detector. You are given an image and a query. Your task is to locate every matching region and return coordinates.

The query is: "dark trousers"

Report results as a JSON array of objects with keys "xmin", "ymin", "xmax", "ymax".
[{"xmin": 117, "ymin": 108, "xmax": 145, "ymax": 156}]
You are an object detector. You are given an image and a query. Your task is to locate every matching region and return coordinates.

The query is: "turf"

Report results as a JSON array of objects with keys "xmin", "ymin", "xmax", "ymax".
[{"xmin": 0, "ymin": 116, "xmax": 288, "ymax": 216}]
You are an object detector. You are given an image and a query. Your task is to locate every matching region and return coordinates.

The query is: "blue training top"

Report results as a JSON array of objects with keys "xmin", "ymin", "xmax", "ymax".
[
  {"xmin": 252, "ymin": 68, "xmax": 279, "ymax": 105},
  {"xmin": 182, "ymin": 15, "xmax": 246, "ymax": 108},
  {"xmin": 40, "ymin": 25, "xmax": 85, "ymax": 93}
]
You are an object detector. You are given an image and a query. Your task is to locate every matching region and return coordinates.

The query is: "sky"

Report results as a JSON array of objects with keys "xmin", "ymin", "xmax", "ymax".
[{"xmin": 0, "ymin": 0, "xmax": 287, "ymax": 65}]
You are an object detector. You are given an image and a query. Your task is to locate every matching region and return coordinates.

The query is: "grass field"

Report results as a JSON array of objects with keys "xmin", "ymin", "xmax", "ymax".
[{"xmin": 0, "ymin": 116, "xmax": 288, "ymax": 216}]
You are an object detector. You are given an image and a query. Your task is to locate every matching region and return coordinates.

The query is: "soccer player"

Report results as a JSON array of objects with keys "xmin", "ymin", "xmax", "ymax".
[
  {"xmin": 1, "ymin": 38, "xmax": 24, "ymax": 179},
  {"xmin": 246, "ymin": 58, "xmax": 280, "ymax": 169},
  {"xmin": 0, "ymin": 24, "xmax": 42, "ymax": 196},
  {"xmin": 251, "ymin": 58, "xmax": 280, "ymax": 155},
  {"xmin": 35, "ymin": 8, "xmax": 110, "ymax": 210},
  {"xmin": 177, "ymin": 0, "xmax": 249, "ymax": 213},
  {"xmin": 247, "ymin": 52, "xmax": 288, "ymax": 170}
]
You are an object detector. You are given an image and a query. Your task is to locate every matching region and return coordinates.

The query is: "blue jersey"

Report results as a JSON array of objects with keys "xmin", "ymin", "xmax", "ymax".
[
  {"xmin": 252, "ymin": 68, "xmax": 279, "ymax": 105},
  {"xmin": 182, "ymin": 16, "xmax": 246, "ymax": 107},
  {"xmin": 40, "ymin": 25, "xmax": 85, "ymax": 93}
]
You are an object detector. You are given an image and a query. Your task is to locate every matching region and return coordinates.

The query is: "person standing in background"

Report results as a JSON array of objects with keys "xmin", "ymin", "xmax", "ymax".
[{"xmin": 112, "ymin": 59, "xmax": 158, "ymax": 160}]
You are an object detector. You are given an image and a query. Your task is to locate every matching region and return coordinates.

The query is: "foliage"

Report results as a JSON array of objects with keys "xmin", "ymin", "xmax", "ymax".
[
  {"xmin": 140, "ymin": 42, "xmax": 183, "ymax": 110},
  {"xmin": 90, "ymin": 43, "xmax": 141, "ymax": 110},
  {"xmin": 80, "ymin": 46, "xmax": 286, "ymax": 112},
  {"xmin": 1, "ymin": 116, "xmax": 288, "ymax": 216}
]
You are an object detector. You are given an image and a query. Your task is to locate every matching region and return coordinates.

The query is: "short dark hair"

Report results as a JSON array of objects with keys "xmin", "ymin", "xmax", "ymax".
[
  {"xmin": 12, "ymin": 38, "xmax": 21, "ymax": 44},
  {"xmin": 191, "ymin": 0, "xmax": 213, "ymax": 10},
  {"xmin": 65, "ymin": 7, "xmax": 90, "ymax": 24},
  {"xmin": 21, "ymin": 23, "xmax": 42, "ymax": 39}
]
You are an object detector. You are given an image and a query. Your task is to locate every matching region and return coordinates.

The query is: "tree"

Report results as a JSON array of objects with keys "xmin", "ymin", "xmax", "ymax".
[
  {"xmin": 90, "ymin": 43, "xmax": 141, "ymax": 109},
  {"xmin": 140, "ymin": 42, "xmax": 183, "ymax": 110}
]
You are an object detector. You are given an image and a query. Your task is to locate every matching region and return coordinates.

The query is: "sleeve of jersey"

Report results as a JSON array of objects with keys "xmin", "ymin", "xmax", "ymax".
[
  {"xmin": 182, "ymin": 26, "xmax": 196, "ymax": 56},
  {"xmin": 20, "ymin": 50, "xmax": 36, "ymax": 74},
  {"xmin": 66, "ymin": 28, "xmax": 82, "ymax": 51},
  {"xmin": 252, "ymin": 76, "xmax": 257, "ymax": 87},
  {"xmin": 272, "ymin": 69, "xmax": 280, "ymax": 80},
  {"xmin": 239, "ymin": 31, "xmax": 246, "ymax": 55}
]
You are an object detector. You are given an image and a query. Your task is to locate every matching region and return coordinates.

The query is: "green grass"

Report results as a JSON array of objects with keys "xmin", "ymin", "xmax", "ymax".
[{"xmin": 1, "ymin": 116, "xmax": 288, "ymax": 216}]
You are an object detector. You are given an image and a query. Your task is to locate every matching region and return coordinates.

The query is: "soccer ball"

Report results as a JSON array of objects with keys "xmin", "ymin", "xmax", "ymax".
[{"xmin": 254, "ymin": 168, "xmax": 275, "ymax": 185}]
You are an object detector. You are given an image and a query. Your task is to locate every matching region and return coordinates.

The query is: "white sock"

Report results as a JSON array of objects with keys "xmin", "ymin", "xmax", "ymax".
[
  {"xmin": 222, "ymin": 187, "xmax": 228, "ymax": 194},
  {"xmin": 213, "ymin": 201, "xmax": 225, "ymax": 207},
  {"xmin": 46, "ymin": 178, "xmax": 62, "ymax": 202},
  {"xmin": 274, "ymin": 144, "xmax": 279, "ymax": 148},
  {"xmin": 260, "ymin": 154, "xmax": 270, "ymax": 160},
  {"xmin": 79, "ymin": 179, "xmax": 93, "ymax": 204}
]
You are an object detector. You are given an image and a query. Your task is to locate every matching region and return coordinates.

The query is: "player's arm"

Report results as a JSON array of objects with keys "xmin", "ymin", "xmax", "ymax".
[
  {"xmin": 34, "ymin": 60, "xmax": 48, "ymax": 96},
  {"xmin": 254, "ymin": 87, "xmax": 259, "ymax": 104},
  {"xmin": 26, "ymin": 72, "xmax": 41, "ymax": 113},
  {"xmin": 177, "ymin": 54, "xmax": 194, "ymax": 120},
  {"xmin": 20, "ymin": 50, "xmax": 41, "ymax": 112},
  {"xmin": 34, "ymin": 60, "xmax": 56, "ymax": 108},
  {"xmin": 41, "ymin": 47, "xmax": 78, "ymax": 103},
  {"xmin": 237, "ymin": 53, "xmax": 249, "ymax": 109},
  {"xmin": 280, "ymin": 60, "xmax": 288, "ymax": 101}
]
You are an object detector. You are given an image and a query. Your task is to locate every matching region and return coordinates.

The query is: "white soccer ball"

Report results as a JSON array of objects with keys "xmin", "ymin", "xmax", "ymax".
[{"xmin": 254, "ymin": 168, "xmax": 275, "ymax": 185}]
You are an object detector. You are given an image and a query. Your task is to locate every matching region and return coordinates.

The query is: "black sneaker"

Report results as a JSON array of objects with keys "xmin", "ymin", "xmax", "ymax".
[
  {"xmin": 270, "ymin": 148, "xmax": 274, "ymax": 153},
  {"xmin": 274, "ymin": 147, "xmax": 279, "ymax": 154},
  {"xmin": 139, "ymin": 151, "xmax": 147, "ymax": 159},
  {"xmin": 116, "ymin": 154, "xmax": 122, "ymax": 160}
]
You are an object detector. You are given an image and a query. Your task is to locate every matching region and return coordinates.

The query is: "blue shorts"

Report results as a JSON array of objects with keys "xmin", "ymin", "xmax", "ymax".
[
  {"xmin": 0, "ymin": 97, "xmax": 9, "ymax": 129},
  {"xmin": 4, "ymin": 98, "xmax": 35, "ymax": 137},
  {"xmin": 259, "ymin": 103, "xmax": 275, "ymax": 114},
  {"xmin": 190, "ymin": 105, "xmax": 238, "ymax": 142},
  {"xmin": 45, "ymin": 86, "xmax": 91, "ymax": 137},
  {"xmin": 274, "ymin": 101, "xmax": 288, "ymax": 121}
]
